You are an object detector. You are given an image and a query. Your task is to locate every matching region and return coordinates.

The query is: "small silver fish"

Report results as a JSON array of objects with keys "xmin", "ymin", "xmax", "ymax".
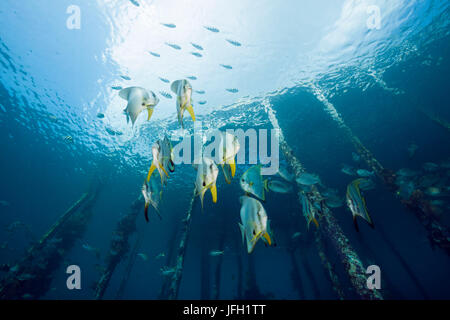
[
  {"xmin": 357, "ymin": 169, "xmax": 374, "ymax": 177},
  {"xmin": 226, "ymin": 39, "xmax": 241, "ymax": 47},
  {"xmin": 166, "ymin": 43, "xmax": 181, "ymax": 50},
  {"xmin": 160, "ymin": 266, "xmax": 176, "ymax": 276},
  {"xmin": 161, "ymin": 23, "xmax": 176, "ymax": 28},
  {"xmin": 209, "ymin": 250, "xmax": 224, "ymax": 257},
  {"xmin": 137, "ymin": 253, "xmax": 148, "ymax": 261},
  {"xmin": 204, "ymin": 26, "xmax": 219, "ymax": 33},
  {"xmin": 268, "ymin": 180, "xmax": 293, "ymax": 194},
  {"xmin": 296, "ymin": 173, "xmax": 320, "ymax": 186},
  {"xmin": 191, "ymin": 43, "xmax": 203, "ymax": 50}
]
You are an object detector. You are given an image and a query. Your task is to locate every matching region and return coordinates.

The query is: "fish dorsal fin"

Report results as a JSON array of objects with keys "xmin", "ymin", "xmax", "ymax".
[
  {"xmin": 119, "ymin": 87, "xmax": 134, "ymax": 100},
  {"xmin": 171, "ymin": 80, "xmax": 182, "ymax": 94}
]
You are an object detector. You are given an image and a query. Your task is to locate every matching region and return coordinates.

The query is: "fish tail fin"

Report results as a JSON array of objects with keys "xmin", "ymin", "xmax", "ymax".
[
  {"xmin": 147, "ymin": 107, "xmax": 154, "ymax": 121},
  {"xmin": 146, "ymin": 163, "xmax": 156, "ymax": 182},
  {"xmin": 210, "ymin": 183, "xmax": 217, "ymax": 203},
  {"xmin": 169, "ymin": 160, "xmax": 175, "ymax": 173},
  {"xmin": 186, "ymin": 105, "xmax": 196, "ymax": 122},
  {"xmin": 144, "ymin": 201, "xmax": 150, "ymax": 222}
]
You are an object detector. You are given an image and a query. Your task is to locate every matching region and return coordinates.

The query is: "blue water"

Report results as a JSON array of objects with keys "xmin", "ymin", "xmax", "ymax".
[{"xmin": 0, "ymin": 0, "xmax": 450, "ymax": 300}]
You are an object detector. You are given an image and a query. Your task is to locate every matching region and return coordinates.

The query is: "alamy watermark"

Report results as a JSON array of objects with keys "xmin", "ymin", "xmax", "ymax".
[
  {"xmin": 366, "ymin": 5, "xmax": 381, "ymax": 30},
  {"xmin": 66, "ymin": 5, "xmax": 81, "ymax": 30}
]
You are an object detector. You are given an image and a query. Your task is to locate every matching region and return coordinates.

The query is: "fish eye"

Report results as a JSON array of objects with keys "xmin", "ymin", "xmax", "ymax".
[
  {"xmin": 142, "ymin": 102, "xmax": 145, "ymax": 106},
  {"xmin": 203, "ymin": 182, "xmax": 206, "ymax": 187},
  {"xmin": 253, "ymin": 230, "xmax": 256, "ymax": 235}
]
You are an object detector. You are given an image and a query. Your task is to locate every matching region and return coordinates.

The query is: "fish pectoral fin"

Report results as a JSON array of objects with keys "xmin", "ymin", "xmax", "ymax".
[
  {"xmin": 227, "ymin": 157, "xmax": 236, "ymax": 178},
  {"xmin": 262, "ymin": 232, "xmax": 272, "ymax": 246},
  {"xmin": 186, "ymin": 105, "xmax": 196, "ymax": 122},
  {"xmin": 146, "ymin": 163, "xmax": 156, "ymax": 182},
  {"xmin": 264, "ymin": 179, "xmax": 269, "ymax": 192},
  {"xmin": 210, "ymin": 183, "xmax": 217, "ymax": 203},
  {"xmin": 161, "ymin": 165, "xmax": 170, "ymax": 177},
  {"xmin": 238, "ymin": 223, "xmax": 245, "ymax": 245},
  {"xmin": 147, "ymin": 107, "xmax": 154, "ymax": 121},
  {"xmin": 222, "ymin": 165, "xmax": 231, "ymax": 184}
]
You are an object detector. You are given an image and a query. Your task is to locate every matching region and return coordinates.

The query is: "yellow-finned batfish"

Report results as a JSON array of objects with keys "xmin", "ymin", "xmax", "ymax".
[
  {"xmin": 194, "ymin": 157, "xmax": 219, "ymax": 209},
  {"xmin": 346, "ymin": 179, "xmax": 374, "ymax": 232},
  {"xmin": 159, "ymin": 135, "xmax": 175, "ymax": 186},
  {"xmin": 142, "ymin": 169, "xmax": 163, "ymax": 222},
  {"xmin": 146, "ymin": 136, "xmax": 175, "ymax": 185},
  {"xmin": 238, "ymin": 196, "xmax": 272, "ymax": 253},
  {"xmin": 300, "ymin": 192, "xmax": 319, "ymax": 229},
  {"xmin": 170, "ymin": 79, "xmax": 195, "ymax": 128},
  {"xmin": 219, "ymin": 131, "xmax": 240, "ymax": 183},
  {"xmin": 240, "ymin": 165, "xmax": 269, "ymax": 201},
  {"xmin": 119, "ymin": 87, "xmax": 159, "ymax": 126}
]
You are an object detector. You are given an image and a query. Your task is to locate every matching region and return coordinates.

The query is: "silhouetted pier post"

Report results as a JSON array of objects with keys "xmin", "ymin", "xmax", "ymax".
[
  {"xmin": 115, "ymin": 231, "xmax": 144, "ymax": 299},
  {"xmin": 212, "ymin": 231, "xmax": 226, "ymax": 300},
  {"xmin": 265, "ymin": 101, "xmax": 382, "ymax": 300},
  {"xmin": 158, "ymin": 224, "xmax": 179, "ymax": 299},
  {"xmin": 94, "ymin": 199, "xmax": 141, "ymax": 300},
  {"xmin": 0, "ymin": 181, "xmax": 101, "ymax": 299},
  {"xmin": 418, "ymin": 107, "xmax": 450, "ymax": 131},
  {"xmin": 200, "ymin": 238, "xmax": 211, "ymax": 300},
  {"xmin": 165, "ymin": 190, "xmax": 196, "ymax": 300},
  {"xmin": 313, "ymin": 229, "xmax": 345, "ymax": 300}
]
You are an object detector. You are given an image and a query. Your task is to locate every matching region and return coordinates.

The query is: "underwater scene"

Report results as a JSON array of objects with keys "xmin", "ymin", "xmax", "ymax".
[{"xmin": 0, "ymin": 0, "xmax": 450, "ymax": 300}]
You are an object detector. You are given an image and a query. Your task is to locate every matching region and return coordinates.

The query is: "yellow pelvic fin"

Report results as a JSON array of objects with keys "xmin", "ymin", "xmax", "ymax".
[
  {"xmin": 210, "ymin": 183, "xmax": 217, "ymax": 203},
  {"xmin": 227, "ymin": 157, "xmax": 236, "ymax": 178},
  {"xmin": 147, "ymin": 107, "xmax": 154, "ymax": 121},
  {"xmin": 186, "ymin": 105, "xmax": 196, "ymax": 122},
  {"xmin": 262, "ymin": 232, "xmax": 272, "ymax": 246},
  {"xmin": 312, "ymin": 217, "xmax": 319, "ymax": 228},
  {"xmin": 146, "ymin": 163, "xmax": 156, "ymax": 182}
]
